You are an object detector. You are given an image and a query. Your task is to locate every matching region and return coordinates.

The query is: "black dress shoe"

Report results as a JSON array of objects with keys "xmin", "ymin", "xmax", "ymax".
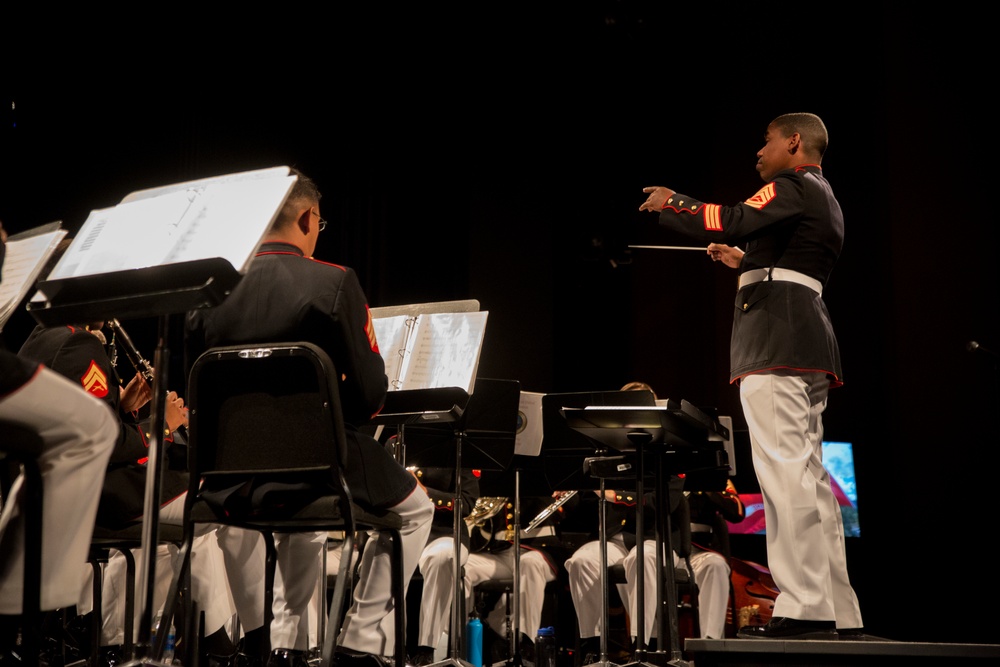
[
  {"xmin": 737, "ymin": 617, "xmax": 837, "ymax": 639},
  {"xmin": 266, "ymin": 648, "xmax": 311, "ymax": 667}
]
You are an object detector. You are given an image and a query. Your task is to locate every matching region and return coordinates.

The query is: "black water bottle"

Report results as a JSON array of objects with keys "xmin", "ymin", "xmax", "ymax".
[{"xmin": 535, "ymin": 626, "xmax": 556, "ymax": 667}]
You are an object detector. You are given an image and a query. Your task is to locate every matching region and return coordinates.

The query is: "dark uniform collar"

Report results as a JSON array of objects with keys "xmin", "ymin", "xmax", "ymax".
[{"xmin": 257, "ymin": 241, "xmax": 305, "ymax": 257}]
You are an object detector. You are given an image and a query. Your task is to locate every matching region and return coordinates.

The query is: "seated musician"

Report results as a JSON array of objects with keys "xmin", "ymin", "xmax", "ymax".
[
  {"xmin": 406, "ymin": 459, "xmax": 480, "ymax": 666},
  {"xmin": 17, "ymin": 315, "xmax": 237, "ymax": 663},
  {"xmin": 563, "ymin": 487, "xmax": 637, "ymax": 662},
  {"xmin": 462, "ymin": 486, "xmax": 573, "ymax": 665}
]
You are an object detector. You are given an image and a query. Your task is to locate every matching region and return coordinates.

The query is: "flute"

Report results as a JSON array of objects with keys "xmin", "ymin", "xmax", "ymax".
[
  {"xmin": 525, "ymin": 490, "xmax": 577, "ymax": 533},
  {"xmin": 108, "ymin": 318, "xmax": 155, "ymax": 384}
]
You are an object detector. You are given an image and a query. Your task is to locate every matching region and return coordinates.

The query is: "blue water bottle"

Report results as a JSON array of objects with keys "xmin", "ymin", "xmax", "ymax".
[
  {"xmin": 466, "ymin": 610, "xmax": 483, "ymax": 667},
  {"xmin": 535, "ymin": 626, "xmax": 556, "ymax": 667}
]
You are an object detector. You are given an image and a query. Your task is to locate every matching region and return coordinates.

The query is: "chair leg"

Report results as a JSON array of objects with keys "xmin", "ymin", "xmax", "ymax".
[
  {"xmin": 89, "ymin": 548, "xmax": 109, "ymax": 667},
  {"xmin": 263, "ymin": 532, "xmax": 277, "ymax": 658},
  {"xmin": 321, "ymin": 534, "xmax": 354, "ymax": 667},
  {"xmin": 120, "ymin": 548, "xmax": 137, "ymax": 655}
]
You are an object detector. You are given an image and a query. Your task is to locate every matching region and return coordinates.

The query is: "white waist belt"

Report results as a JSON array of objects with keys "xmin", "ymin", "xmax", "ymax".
[{"xmin": 739, "ymin": 268, "xmax": 822, "ymax": 295}]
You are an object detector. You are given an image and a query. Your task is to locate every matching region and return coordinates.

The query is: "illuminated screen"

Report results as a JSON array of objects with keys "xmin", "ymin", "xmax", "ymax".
[{"xmin": 728, "ymin": 440, "xmax": 860, "ymax": 537}]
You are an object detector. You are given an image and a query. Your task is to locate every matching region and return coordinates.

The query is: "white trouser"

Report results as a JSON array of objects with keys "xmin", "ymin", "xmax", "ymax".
[
  {"xmin": 416, "ymin": 536, "xmax": 470, "ymax": 649},
  {"xmin": 217, "ymin": 527, "xmax": 327, "ymax": 652},
  {"xmin": 0, "ymin": 367, "xmax": 116, "ymax": 614},
  {"xmin": 78, "ymin": 497, "xmax": 235, "ymax": 647},
  {"xmin": 336, "ymin": 487, "xmax": 434, "ymax": 657},
  {"xmin": 470, "ymin": 548, "xmax": 556, "ymax": 642},
  {"xmin": 740, "ymin": 371, "xmax": 862, "ymax": 629},
  {"xmin": 622, "ymin": 539, "xmax": 731, "ymax": 641},
  {"xmin": 564, "ymin": 535, "xmax": 629, "ymax": 637}
]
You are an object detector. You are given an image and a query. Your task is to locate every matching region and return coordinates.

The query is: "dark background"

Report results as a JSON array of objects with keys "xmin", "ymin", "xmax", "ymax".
[{"xmin": 2, "ymin": 3, "xmax": 997, "ymax": 646}]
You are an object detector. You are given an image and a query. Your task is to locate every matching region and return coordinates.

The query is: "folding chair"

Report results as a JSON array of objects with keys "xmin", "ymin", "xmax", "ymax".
[{"xmin": 158, "ymin": 342, "xmax": 405, "ymax": 667}]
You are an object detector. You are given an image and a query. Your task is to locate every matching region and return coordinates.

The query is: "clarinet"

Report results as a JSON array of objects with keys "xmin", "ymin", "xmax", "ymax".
[{"xmin": 108, "ymin": 318, "xmax": 155, "ymax": 384}]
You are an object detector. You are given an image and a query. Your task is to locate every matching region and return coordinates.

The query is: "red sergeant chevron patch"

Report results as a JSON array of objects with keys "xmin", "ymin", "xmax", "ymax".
[
  {"xmin": 81, "ymin": 360, "xmax": 109, "ymax": 398},
  {"xmin": 744, "ymin": 182, "xmax": 776, "ymax": 210}
]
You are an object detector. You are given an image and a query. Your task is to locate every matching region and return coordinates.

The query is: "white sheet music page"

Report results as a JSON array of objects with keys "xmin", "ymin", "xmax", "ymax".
[
  {"xmin": 372, "ymin": 314, "xmax": 416, "ymax": 391},
  {"xmin": 0, "ymin": 227, "xmax": 67, "ymax": 330},
  {"xmin": 44, "ymin": 168, "xmax": 296, "ymax": 281},
  {"xmin": 400, "ymin": 311, "xmax": 488, "ymax": 393}
]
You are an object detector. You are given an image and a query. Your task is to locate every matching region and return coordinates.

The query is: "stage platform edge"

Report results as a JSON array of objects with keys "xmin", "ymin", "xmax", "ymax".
[{"xmin": 683, "ymin": 636, "xmax": 1000, "ymax": 666}]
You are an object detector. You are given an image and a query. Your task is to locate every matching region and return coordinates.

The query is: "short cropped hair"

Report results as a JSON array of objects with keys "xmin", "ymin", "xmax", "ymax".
[
  {"xmin": 621, "ymin": 381, "xmax": 658, "ymax": 399},
  {"xmin": 271, "ymin": 167, "xmax": 322, "ymax": 231},
  {"xmin": 770, "ymin": 112, "xmax": 829, "ymax": 159}
]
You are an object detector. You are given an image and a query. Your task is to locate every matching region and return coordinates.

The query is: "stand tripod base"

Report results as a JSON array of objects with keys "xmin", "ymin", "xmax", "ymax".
[{"xmin": 621, "ymin": 653, "xmax": 690, "ymax": 667}]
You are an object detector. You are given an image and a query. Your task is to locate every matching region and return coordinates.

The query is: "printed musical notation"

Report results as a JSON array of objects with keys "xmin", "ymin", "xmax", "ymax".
[{"xmin": 373, "ymin": 310, "xmax": 488, "ymax": 394}]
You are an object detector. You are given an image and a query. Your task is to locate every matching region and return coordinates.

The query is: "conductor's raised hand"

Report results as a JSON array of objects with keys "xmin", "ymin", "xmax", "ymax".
[
  {"xmin": 639, "ymin": 186, "xmax": 676, "ymax": 213},
  {"xmin": 707, "ymin": 243, "xmax": 744, "ymax": 269}
]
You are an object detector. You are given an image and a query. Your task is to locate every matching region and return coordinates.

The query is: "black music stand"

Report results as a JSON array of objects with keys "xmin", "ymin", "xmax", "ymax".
[
  {"xmin": 374, "ymin": 378, "xmax": 520, "ymax": 667},
  {"xmin": 539, "ymin": 390, "xmax": 657, "ymax": 667},
  {"xmin": 24, "ymin": 167, "xmax": 295, "ymax": 665},
  {"xmin": 562, "ymin": 401, "xmax": 730, "ymax": 667}
]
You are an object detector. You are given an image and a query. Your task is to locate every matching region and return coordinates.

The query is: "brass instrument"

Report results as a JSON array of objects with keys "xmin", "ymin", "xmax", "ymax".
[
  {"xmin": 108, "ymin": 318, "xmax": 155, "ymax": 383},
  {"xmin": 525, "ymin": 490, "xmax": 577, "ymax": 533},
  {"xmin": 465, "ymin": 497, "xmax": 508, "ymax": 552},
  {"xmin": 465, "ymin": 496, "xmax": 508, "ymax": 529}
]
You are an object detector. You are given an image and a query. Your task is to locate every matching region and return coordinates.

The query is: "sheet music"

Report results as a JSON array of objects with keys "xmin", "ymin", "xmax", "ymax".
[
  {"xmin": 373, "ymin": 314, "xmax": 417, "ymax": 390},
  {"xmin": 45, "ymin": 168, "xmax": 296, "ymax": 281},
  {"xmin": 372, "ymin": 310, "xmax": 488, "ymax": 394},
  {"xmin": 0, "ymin": 227, "xmax": 67, "ymax": 330}
]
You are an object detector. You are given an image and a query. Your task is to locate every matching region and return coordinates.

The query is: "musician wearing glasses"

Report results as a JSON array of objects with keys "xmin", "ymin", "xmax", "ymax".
[{"xmin": 185, "ymin": 167, "xmax": 435, "ymax": 667}]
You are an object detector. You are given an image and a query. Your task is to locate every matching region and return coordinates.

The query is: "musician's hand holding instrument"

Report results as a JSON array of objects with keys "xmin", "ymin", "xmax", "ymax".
[{"xmin": 120, "ymin": 370, "xmax": 153, "ymax": 413}]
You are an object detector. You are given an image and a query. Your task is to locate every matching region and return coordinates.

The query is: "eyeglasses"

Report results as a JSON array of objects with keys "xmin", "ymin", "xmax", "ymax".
[{"xmin": 311, "ymin": 208, "xmax": 327, "ymax": 232}]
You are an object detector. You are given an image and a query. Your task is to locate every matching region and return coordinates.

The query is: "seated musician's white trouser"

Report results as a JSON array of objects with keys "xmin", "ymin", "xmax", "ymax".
[
  {"xmin": 78, "ymin": 500, "xmax": 235, "ymax": 647},
  {"xmin": 416, "ymin": 536, "xmax": 471, "ymax": 649},
  {"xmin": 336, "ymin": 487, "xmax": 434, "ymax": 656},
  {"xmin": 0, "ymin": 367, "xmax": 116, "ymax": 614},
  {"xmin": 470, "ymin": 548, "xmax": 557, "ymax": 642},
  {"xmin": 565, "ymin": 535, "xmax": 629, "ymax": 638},
  {"xmin": 216, "ymin": 527, "xmax": 327, "ymax": 652},
  {"xmin": 621, "ymin": 540, "xmax": 733, "ymax": 640}
]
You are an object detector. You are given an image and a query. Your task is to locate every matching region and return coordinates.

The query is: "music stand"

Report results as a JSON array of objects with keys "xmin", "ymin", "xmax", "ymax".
[
  {"xmin": 562, "ymin": 401, "xmax": 730, "ymax": 667},
  {"xmin": 24, "ymin": 167, "xmax": 296, "ymax": 664},
  {"xmin": 376, "ymin": 378, "xmax": 518, "ymax": 667},
  {"xmin": 537, "ymin": 390, "xmax": 657, "ymax": 667}
]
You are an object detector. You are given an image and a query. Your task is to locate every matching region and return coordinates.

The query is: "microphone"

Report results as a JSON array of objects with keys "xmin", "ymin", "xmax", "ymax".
[{"xmin": 967, "ymin": 341, "xmax": 999, "ymax": 358}]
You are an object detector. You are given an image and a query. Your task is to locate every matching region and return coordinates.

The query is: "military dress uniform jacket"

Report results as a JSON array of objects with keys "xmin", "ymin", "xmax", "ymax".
[
  {"xmin": 17, "ymin": 323, "xmax": 188, "ymax": 528},
  {"xmin": 656, "ymin": 164, "xmax": 844, "ymax": 385},
  {"xmin": 185, "ymin": 242, "xmax": 386, "ymax": 425},
  {"xmin": 185, "ymin": 241, "xmax": 417, "ymax": 510}
]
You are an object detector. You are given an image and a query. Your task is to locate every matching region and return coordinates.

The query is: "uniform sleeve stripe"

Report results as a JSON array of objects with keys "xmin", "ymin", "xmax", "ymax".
[{"xmin": 703, "ymin": 204, "xmax": 723, "ymax": 231}]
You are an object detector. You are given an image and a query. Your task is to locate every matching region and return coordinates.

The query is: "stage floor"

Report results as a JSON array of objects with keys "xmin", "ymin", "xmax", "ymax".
[{"xmin": 680, "ymin": 636, "xmax": 1000, "ymax": 667}]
